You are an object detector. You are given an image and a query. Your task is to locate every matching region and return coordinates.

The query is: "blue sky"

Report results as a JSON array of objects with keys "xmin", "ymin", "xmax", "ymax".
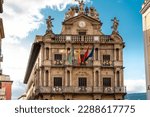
[{"xmin": 1, "ymin": 0, "xmax": 146, "ymax": 99}]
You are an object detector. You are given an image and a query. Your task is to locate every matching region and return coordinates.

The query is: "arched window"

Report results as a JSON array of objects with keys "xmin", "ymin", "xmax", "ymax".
[
  {"xmin": 95, "ymin": 48, "xmax": 98, "ymax": 60},
  {"xmin": 96, "ymin": 71, "xmax": 99, "ymax": 87},
  {"xmin": 67, "ymin": 48, "xmax": 70, "ymax": 52},
  {"xmin": 67, "ymin": 71, "xmax": 70, "ymax": 86},
  {"xmin": 46, "ymin": 47, "xmax": 49, "ymax": 60},
  {"xmin": 117, "ymin": 71, "xmax": 120, "ymax": 87},
  {"xmin": 45, "ymin": 70, "xmax": 49, "ymax": 86},
  {"xmin": 116, "ymin": 48, "xmax": 119, "ymax": 61}
]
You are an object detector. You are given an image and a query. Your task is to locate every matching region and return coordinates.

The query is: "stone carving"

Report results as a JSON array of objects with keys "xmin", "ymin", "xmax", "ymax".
[
  {"xmin": 78, "ymin": 0, "xmax": 84, "ymax": 13},
  {"xmin": 64, "ymin": 0, "xmax": 99, "ymax": 20},
  {"xmin": 46, "ymin": 16, "xmax": 54, "ymax": 32},
  {"xmin": 111, "ymin": 17, "xmax": 119, "ymax": 33}
]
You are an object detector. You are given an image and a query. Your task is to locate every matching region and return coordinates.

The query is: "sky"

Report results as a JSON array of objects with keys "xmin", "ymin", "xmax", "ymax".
[{"xmin": 0, "ymin": 0, "xmax": 146, "ymax": 99}]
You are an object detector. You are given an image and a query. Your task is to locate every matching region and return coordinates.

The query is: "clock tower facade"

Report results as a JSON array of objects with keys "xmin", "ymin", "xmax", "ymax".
[{"xmin": 23, "ymin": 1, "xmax": 126, "ymax": 100}]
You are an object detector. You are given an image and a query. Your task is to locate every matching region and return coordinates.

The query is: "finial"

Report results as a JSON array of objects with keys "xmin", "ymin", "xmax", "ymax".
[
  {"xmin": 46, "ymin": 16, "xmax": 54, "ymax": 33},
  {"xmin": 111, "ymin": 17, "xmax": 119, "ymax": 33}
]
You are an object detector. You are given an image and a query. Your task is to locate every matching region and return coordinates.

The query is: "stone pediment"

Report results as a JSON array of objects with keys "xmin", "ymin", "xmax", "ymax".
[
  {"xmin": 61, "ymin": 14, "xmax": 103, "ymax": 35},
  {"xmin": 111, "ymin": 33, "xmax": 123, "ymax": 44},
  {"xmin": 63, "ymin": 13, "xmax": 102, "ymax": 25}
]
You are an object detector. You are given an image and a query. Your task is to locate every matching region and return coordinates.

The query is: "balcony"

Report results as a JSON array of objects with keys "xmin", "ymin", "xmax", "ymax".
[
  {"xmin": 74, "ymin": 87, "xmax": 93, "ymax": 93},
  {"xmin": 51, "ymin": 35, "xmax": 113, "ymax": 44},
  {"xmin": 73, "ymin": 59, "xmax": 93, "ymax": 67},
  {"xmin": 115, "ymin": 87, "xmax": 126, "ymax": 93},
  {"xmin": 103, "ymin": 87, "xmax": 114, "ymax": 93},
  {"xmin": 0, "ymin": 88, "xmax": 5, "ymax": 95},
  {"xmin": 101, "ymin": 61, "xmax": 114, "ymax": 67},
  {"xmin": 51, "ymin": 60, "xmax": 65, "ymax": 67},
  {"xmin": 35, "ymin": 86, "xmax": 126, "ymax": 94}
]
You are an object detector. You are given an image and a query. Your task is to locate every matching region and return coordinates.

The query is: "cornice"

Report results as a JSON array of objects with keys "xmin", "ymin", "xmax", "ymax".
[
  {"xmin": 141, "ymin": 1, "xmax": 150, "ymax": 14},
  {"xmin": 0, "ymin": 18, "xmax": 4, "ymax": 38}
]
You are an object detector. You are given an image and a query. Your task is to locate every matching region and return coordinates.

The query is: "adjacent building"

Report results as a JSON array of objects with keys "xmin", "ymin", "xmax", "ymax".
[
  {"xmin": 0, "ymin": 0, "xmax": 13, "ymax": 100},
  {"xmin": 141, "ymin": 0, "xmax": 150, "ymax": 100},
  {"xmin": 24, "ymin": 1, "xmax": 126, "ymax": 100}
]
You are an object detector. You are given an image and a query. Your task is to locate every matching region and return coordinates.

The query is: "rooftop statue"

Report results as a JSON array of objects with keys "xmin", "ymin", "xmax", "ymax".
[
  {"xmin": 64, "ymin": 0, "xmax": 99, "ymax": 21},
  {"xmin": 111, "ymin": 17, "xmax": 119, "ymax": 33},
  {"xmin": 78, "ymin": 0, "xmax": 84, "ymax": 13},
  {"xmin": 46, "ymin": 16, "xmax": 54, "ymax": 32}
]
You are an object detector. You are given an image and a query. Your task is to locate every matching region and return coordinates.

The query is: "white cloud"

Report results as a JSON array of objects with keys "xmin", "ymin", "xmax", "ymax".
[
  {"xmin": 2, "ymin": 0, "xmax": 86, "ymax": 40},
  {"xmin": 125, "ymin": 79, "xmax": 146, "ymax": 93},
  {"xmin": 1, "ymin": 0, "xmax": 91, "ymax": 99},
  {"xmin": 2, "ymin": 39, "xmax": 30, "ymax": 99}
]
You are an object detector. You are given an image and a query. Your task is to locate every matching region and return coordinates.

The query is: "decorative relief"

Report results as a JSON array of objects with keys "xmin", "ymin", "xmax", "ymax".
[{"xmin": 64, "ymin": 0, "xmax": 99, "ymax": 21}]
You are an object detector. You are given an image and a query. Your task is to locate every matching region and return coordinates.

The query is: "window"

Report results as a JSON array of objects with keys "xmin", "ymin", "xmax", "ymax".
[
  {"xmin": 103, "ymin": 55, "xmax": 110, "ymax": 61},
  {"xmin": 117, "ymin": 71, "xmax": 120, "ymax": 87},
  {"xmin": 45, "ymin": 71, "xmax": 49, "ymax": 86},
  {"xmin": 116, "ymin": 48, "xmax": 119, "ymax": 61},
  {"xmin": 79, "ymin": 32, "xmax": 86, "ymax": 35},
  {"xmin": 79, "ymin": 78, "xmax": 87, "ymax": 87},
  {"xmin": 103, "ymin": 55, "xmax": 110, "ymax": 66},
  {"xmin": 96, "ymin": 71, "xmax": 99, "ymax": 87},
  {"xmin": 67, "ymin": 48, "xmax": 70, "ymax": 53},
  {"xmin": 0, "ymin": 83, "xmax": 1, "ymax": 88},
  {"xmin": 54, "ymin": 77, "xmax": 62, "ymax": 87},
  {"xmin": 54, "ymin": 54, "xmax": 62, "ymax": 61},
  {"xmin": 67, "ymin": 71, "xmax": 70, "ymax": 86},
  {"xmin": 103, "ymin": 78, "xmax": 111, "ymax": 87},
  {"xmin": 46, "ymin": 48, "xmax": 49, "ymax": 60},
  {"xmin": 95, "ymin": 48, "xmax": 98, "ymax": 60}
]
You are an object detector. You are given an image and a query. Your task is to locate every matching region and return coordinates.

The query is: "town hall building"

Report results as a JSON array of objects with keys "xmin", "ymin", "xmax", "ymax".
[{"xmin": 24, "ymin": 0, "xmax": 126, "ymax": 100}]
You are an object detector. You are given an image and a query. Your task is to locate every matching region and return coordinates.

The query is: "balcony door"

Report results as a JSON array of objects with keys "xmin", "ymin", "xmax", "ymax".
[{"xmin": 103, "ymin": 78, "xmax": 111, "ymax": 87}]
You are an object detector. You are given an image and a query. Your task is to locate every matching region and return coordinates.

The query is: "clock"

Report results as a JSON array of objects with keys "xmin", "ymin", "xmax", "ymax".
[{"xmin": 79, "ymin": 21, "xmax": 86, "ymax": 28}]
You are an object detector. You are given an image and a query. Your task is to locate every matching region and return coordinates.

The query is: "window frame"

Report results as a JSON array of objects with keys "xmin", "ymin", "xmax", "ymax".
[
  {"xmin": 103, "ymin": 77, "xmax": 111, "ymax": 87},
  {"xmin": 54, "ymin": 77, "xmax": 62, "ymax": 87},
  {"xmin": 78, "ymin": 77, "xmax": 87, "ymax": 87}
]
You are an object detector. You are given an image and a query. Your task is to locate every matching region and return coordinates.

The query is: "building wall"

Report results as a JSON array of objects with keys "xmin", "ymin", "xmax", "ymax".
[
  {"xmin": 24, "ymin": 4, "xmax": 125, "ymax": 100},
  {"xmin": 1, "ymin": 82, "xmax": 12, "ymax": 100},
  {"xmin": 141, "ymin": 1, "xmax": 150, "ymax": 100}
]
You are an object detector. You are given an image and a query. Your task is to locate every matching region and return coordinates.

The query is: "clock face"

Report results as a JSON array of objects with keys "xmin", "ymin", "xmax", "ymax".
[{"xmin": 79, "ymin": 21, "xmax": 86, "ymax": 28}]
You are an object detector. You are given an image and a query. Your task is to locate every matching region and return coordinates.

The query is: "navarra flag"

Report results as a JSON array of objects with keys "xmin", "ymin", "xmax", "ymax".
[
  {"xmin": 68, "ymin": 47, "xmax": 74, "ymax": 64},
  {"xmin": 82, "ymin": 47, "xmax": 89, "ymax": 62},
  {"xmin": 84, "ymin": 47, "xmax": 94, "ymax": 61}
]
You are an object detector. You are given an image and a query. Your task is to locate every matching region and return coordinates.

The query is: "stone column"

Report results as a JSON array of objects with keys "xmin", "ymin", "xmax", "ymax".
[
  {"xmin": 49, "ymin": 68, "xmax": 51, "ymax": 87},
  {"xmin": 114, "ymin": 47, "xmax": 116, "ymax": 62}
]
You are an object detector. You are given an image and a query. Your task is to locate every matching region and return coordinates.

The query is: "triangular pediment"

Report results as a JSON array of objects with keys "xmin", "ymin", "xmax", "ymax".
[
  {"xmin": 61, "ymin": 13, "xmax": 103, "ymax": 35},
  {"xmin": 63, "ymin": 13, "xmax": 102, "ymax": 25}
]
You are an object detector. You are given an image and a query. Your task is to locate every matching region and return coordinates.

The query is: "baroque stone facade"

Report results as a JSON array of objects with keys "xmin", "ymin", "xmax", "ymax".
[
  {"xmin": 24, "ymin": 1, "xmax": 126, "ymax": 100},
  {"xmin": 141, "ymin": 0, "xmax": 150, "ymax": 100},
  {"xmin": 0, "ymin": 0, "xmax": 13, "ymax": 100}
]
